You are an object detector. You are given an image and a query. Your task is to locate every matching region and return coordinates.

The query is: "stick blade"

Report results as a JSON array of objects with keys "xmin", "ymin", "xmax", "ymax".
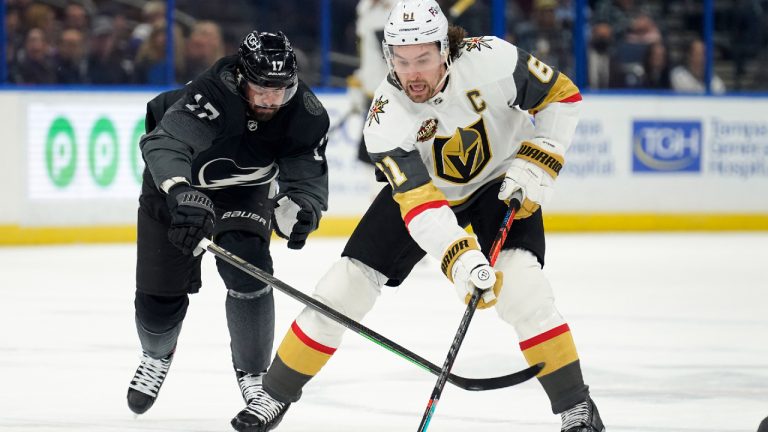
[{"xmin": 448, "ymin": 362, "xmax": 544, "ymax": 391}]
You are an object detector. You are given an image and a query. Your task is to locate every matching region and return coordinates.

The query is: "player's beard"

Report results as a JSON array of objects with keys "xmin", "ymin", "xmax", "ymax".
[
  {"xmin": 250, "ymin": 106, "xmax": 279, "ymax": 122},
  {"xmin": 403, "ymin": 78, "xmax": 436, "ymax": 103}
]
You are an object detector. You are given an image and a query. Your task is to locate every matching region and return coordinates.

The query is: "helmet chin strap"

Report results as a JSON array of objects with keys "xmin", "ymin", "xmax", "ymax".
[{"xmin": 429, "ymin": 58, "xmax": 452, "ymax": 99}]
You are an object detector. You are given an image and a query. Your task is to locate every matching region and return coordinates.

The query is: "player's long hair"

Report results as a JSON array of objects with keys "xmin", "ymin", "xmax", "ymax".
[{"xmin": 447, "ymin": 25, "xmax": 467, "ymax": 62}]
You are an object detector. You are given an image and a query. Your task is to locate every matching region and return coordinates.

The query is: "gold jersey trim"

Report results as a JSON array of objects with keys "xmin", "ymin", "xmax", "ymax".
[
  {"xmin": 529, "ymin": 73, "xmax": 580, "ymax": 115},
  {"xmin": 393, "ymin": 182, "xmax": 447, "ymax": 220}
]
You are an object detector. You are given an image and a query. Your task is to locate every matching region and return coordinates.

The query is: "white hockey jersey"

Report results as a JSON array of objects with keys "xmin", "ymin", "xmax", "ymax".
[
  {"xmin": 365, "ymin": 36, "xmax": 581, "ymax": 206},
  {"xmin": 362, "ymin": 36, "xmax": 581, "ymax": 269}
]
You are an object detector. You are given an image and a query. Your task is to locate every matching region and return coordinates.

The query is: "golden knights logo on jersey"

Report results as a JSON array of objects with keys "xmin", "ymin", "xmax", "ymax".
[{"xmin": 433, "ymin": 117, "xmax": 492, "ymax": 183}]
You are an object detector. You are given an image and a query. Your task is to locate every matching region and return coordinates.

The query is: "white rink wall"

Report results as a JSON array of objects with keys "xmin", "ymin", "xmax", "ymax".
[{"xmin": 1, "ymin": 90, "xmax": 767, "ymax": 240}]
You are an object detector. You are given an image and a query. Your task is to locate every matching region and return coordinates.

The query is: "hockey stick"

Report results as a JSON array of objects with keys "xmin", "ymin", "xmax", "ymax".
[
  {"xmin": 327, "ymin": 107, "xmax": 357, "ymax": 136},
  {"xmin": 448, "ymin": 0, "xmax": 476, "ymax": 20},
  {"xmin": 417, "ymin": 190, "xmax": 541, "ymax": 431},
  {"xmin": 195, "ymin": 237, "xmax": 541, "ymax": 392}
]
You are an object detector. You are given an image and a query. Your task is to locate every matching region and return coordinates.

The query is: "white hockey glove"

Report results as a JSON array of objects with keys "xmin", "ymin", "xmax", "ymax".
[
  {"xmin": 445, "ymin": 242, "xmax": 503, "ymax": 310},
  {"xmin": 498, "ymin": 138, "xmax": 565, "ymax": 219},
  {"xmin": 272, "ymin": 194, "xmax": 317, "ymax": 250}
]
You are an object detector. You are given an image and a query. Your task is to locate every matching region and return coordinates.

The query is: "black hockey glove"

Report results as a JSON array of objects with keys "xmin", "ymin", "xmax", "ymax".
[
  {"xmin": 165, "ymin": 184, "xmax": 215, "ymax": 255},
  {"xmin": 272, "ymin": 194, "xmax": 317, "ymax": 250}
]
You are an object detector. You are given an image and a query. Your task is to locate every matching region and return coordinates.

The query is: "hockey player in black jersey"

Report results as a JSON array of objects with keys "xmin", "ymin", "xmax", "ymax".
[{"xmin": 126, "ymin": 30, "xmax": 329, "ymax": 432}]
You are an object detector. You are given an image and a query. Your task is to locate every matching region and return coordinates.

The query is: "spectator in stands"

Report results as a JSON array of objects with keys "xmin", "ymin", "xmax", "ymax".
[
  {"xmin": 87, "ymin": 16, "xmax": 134, "ymax": 84},
  {"xmin": 55, "ymin": 29, "xmax": 88, "ymax": 84},
  {"xmin": 11, "ymin": 28, "xmax": 56, "ymax": 84},
  {"xmin": 728, "ymin": 0, "xmax": 765, "ymax": 90},
  {"xmin": 592, "ymin": 0, "xmax": 651, "ymax": 40},
  {"xmin": 641, "ymin": 41, "xmax": 671, "ymax": 89},
  {"xmin": 671, "ymin": 39, "xmax": 725, "ymax": 94},
  {"xmin": 554, "ymin": 0, "xmax": 575, "ymax": 30},
  {"xmin": 516, "ymin": 0, "xmax": 573, "ymax": 75},
  {"xmin": 23, "ymin": 3, "xmax": 57, "ymax": 41},
  {"xmin": 103, "ymin": 8, "xmax": 135, "ymax": 62},
  {"xmin": 134, "ymin": 21, "xmax": 185, "ymax": 85},
  {"xmin": 180, "ymin": 21, "xmax": 224, "ymax": 83},
  {"xmin": 63, "ymin": 4, "xmax": 89, "ymax": 34},
  {"xmin": 625, "ymin": 13, "xmax": 662, "ymax": 45},
  {"xmin": 5, "ymin": 7, "xmax": 23, "ymax": 68},
  {"xmin": 587, "ymin": 22, "xmax": 625, "ymax": 88},
  {"xmin": 131, "ymin": 1, "xmax": 166, "ymax": 54}
]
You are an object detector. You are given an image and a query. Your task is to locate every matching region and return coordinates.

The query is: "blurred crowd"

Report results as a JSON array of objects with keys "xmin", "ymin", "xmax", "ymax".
[
  {"xmin": 5, "ymin": 0, "xmax": 226, "ymax": 85},
  {"xmin": 502, "ymin": 0, "xmax": 768, "ymax": 92},
  {"xmin": 4, "ymin": 0, "xmax": 768, "ymax": 91}
]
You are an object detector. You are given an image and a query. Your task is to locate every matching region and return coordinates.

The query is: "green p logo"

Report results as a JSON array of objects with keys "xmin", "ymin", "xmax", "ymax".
[
  {"xmin": 130, "ymin": 118, "xmax": 146, "ymax": 184},
  {"xmin": 45, "ymin": 117, "xmax": 77, "ymax": 188},
  {"xmin": 88, "ymin": 117, "xmax": 119, "ymax": 187}
]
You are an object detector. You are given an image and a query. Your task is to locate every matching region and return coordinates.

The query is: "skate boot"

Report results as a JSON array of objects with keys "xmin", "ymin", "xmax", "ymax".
[
  {"xmin": 561, "ymin": 397, "xmax": 605, "ymax": 432},
  {"xmin": 127, "ymin": 350, "xmax": 174, "ymax": 414},
  {"xmin": 231, "ymin": 369, "xmax": 290, "ymax": 432}
]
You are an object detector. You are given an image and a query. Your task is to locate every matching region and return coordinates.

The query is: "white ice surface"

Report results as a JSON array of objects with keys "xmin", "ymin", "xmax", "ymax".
[{"xmin": 1, "ymin": 233, "xmax": 767, "ymax": 431}]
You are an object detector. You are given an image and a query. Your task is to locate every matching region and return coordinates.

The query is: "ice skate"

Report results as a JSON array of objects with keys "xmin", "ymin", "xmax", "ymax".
[
  {"xmin": 127, "ymin": 350, "xmax": 174, "ymax": 415},
  {"xmin": 231, "ymin": 371, "xmax": 290, "ymax": 432},
  {"xmin": 561, "ymin": 397, "xmax": 605, "ymax": 432}
]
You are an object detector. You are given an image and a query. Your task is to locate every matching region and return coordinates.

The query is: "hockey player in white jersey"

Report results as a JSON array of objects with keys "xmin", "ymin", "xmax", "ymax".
[{"xmin": 237, "ymin": 1, "xmax": 605, "ymax": 431}]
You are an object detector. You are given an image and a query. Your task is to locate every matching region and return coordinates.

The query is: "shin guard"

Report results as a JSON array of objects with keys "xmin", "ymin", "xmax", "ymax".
[
  {"xmin": 264, "ymin": 257, "xmax": 383, "ymax": 402},
  {"xmin": 493, "ymin": 249, "xmax": 589, "ymax": 413},
  {"xmin": 226, "ymin": 289, "xmax": 275, "ymax": 373}
]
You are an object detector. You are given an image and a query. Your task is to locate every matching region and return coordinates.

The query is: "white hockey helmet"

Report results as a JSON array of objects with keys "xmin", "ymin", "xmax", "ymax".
[
  {"xmin": 382, "ymin": 0, "xmax": 450, "ymax": 87},
  {"xmin": 383, "ymin": 0, "xmax": 449, "ymax": 54}
]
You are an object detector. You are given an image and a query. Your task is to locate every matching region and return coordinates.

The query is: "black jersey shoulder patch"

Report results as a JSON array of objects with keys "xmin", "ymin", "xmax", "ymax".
[
  {"xmin": 303, "ymin": 92, "xmax": 324, "ymax": 116},
  {"xmin": 219, "ymin": 70, "xmax": 239, "ymax": 95}
]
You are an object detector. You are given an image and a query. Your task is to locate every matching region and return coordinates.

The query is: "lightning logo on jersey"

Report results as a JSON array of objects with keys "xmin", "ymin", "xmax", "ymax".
[{"xmin": 433, "ymin": 117, "xmax": 491, "ymax": 183}]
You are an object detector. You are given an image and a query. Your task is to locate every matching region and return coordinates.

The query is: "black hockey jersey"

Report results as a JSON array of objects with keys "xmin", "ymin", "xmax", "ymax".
[{"xmin": 140, "ymin": 55, "xmax": 330, "ymax": 218}]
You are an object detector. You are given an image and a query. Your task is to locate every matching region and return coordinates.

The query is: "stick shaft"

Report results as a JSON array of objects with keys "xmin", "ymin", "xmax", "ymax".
[
  {"xmin": 416, "ymin": 196, "xmax": 521, "ymax": 431},
  {"xmin": 198, "ymin": 235, "xmax": 541, "ymax": 392}
]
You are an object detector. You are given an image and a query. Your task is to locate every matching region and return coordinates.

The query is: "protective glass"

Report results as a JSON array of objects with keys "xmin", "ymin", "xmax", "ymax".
[
  {"xmin": 243, "ymin": 81, "xmax": 298, "ymax": 108},
  {"xmin": 383, "ymin": 43, "xmax": 445, "ymax": 75}
]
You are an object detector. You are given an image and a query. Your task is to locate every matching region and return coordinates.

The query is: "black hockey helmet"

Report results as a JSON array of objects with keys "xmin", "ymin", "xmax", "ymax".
[{"xmin": 237, "ymin": 30, "xmax": 298, "ymax": 108}]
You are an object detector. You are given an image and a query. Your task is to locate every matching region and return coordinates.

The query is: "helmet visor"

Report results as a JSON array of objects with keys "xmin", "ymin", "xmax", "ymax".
[
  {"xmin": 243, "ymin": 81, "xmax": 298, "ymax": 109},
  {"xmin": 384, "ymin": 42, "xmax": 445, "ymax": 75}
]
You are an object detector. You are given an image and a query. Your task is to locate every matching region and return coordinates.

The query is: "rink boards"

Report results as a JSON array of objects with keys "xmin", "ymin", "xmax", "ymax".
[{"xmin": 1, "ymin": 90, "xmax": 767, "ymax": 244}]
